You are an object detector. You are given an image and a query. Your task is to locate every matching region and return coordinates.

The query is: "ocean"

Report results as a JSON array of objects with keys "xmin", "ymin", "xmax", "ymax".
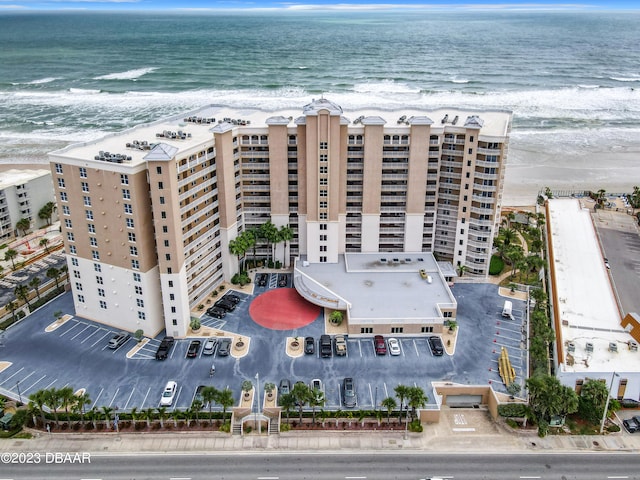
[{"xmin": 1, "ymin": 10, "xmax": 639, "ymax": 205}]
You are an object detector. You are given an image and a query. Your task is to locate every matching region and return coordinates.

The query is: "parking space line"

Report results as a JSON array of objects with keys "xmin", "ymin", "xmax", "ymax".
[
  {"xmin": 140, "ymin": 387, "xmax": 151, "ymax": 409},
  {"xmin": 91, "ymin": 331, "xmax": 111, "ymax": 348},
  {"xmin": 23, "ymin": 374, "xmax": 47, "ymax": 394},
  {"xmin": 367, "ymin": 383, "xmax": 373, "ymax": 407},
  {"xmin": 123, "ymin": 388, "xmax": 136, "ymax": 410},
  {"xmin": 0, "ymin": 366, "xmax": 25, "ymax": 386},
  {"xmin": 80, "ymin": 327, "xmax": 104, "ymax": 344},
  {"xmin": 108, "ymin": 388, "xmax": 120, "ymax": 407},
  {"xmin": 42, "ymin": 378, "xmax": 58, "ymax": 390},
  {"xmin": 92, "ymin": 388, "xmax": 104, "ymax": 409},
  {"xmin": 383, "ymin": 382, "xmax": 389, "ymax": 399},
  {"xmin": 412, "ymin": 339, "xmax": 420, "ymax": 357},
  {"xmin": 70, "ymin": 324, "xmax": 92, "ymax": 341},
  {"xmin": 357, "ymin": 340, "xmax": 363, "ymax": 357},
  {"xmin": 58, "ymin": 320, "xmax": 82, "ymax": 337}
]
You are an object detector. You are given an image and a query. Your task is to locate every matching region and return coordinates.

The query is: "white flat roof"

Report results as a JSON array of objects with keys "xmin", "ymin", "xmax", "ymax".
[
  {"xmin": 0, "ymin": 169, "xmax": 50, "ymax": 189},
  {"xmin": 548, "ymin": 199, "xmax": 637, "ymax": 372},
  {"xmin": 50, "ymin": 102, "xmax": 511, "ymax": 167}
]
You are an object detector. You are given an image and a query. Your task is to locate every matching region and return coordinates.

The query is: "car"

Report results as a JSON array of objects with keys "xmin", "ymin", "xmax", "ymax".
[
  {"xmin": 342, "ymin": 377, "xmax": 357, "ymax": 408},
  {"xmin": 388, "ymin": 337, "xmax": 401, "ymax": 356},
  {"xmin": 108, "ymin": 331, "xmax": 130, "ymax": 350},
  {"xmin": 187, "ymin": 340, "xmax": 201, "ymax": 358},
  {"xmin": 428, "ymin": 336, "xmax": 444, "ymax": 356},
  {"xmin": 218, "ymin": 338, "xmax": 232, "ymax": 356},
  {"xmin": 374, "ymin": 335, "xmax": 387, "ymax": 355},
  {"xmin": 278, "ymin": 274, "xmax": 287, "ymax": 287},
  {"xmin": 257, "ymin": 273, "xmax": 268, "ymax": 286},
  {"xmin": 202, "ymin": 338, "xmax": 217, "ymax": 355},
  {"xmin": 604, "ymin": 257, "xmax": 611, "ymax": 269},
  {"xmin": 160, "ymin": 381, "xmax": 177, "ymax": 406},
  {"xmin": 224, "ymin": 293, "xmax": 241, "ymax": 304},
  {"xmin": 334, "ymin": 334, "xmax": 347, "ymax": 356},
  {"xmin": 193, "ymin": 385, "xmax": 206, "ymax": 405},
  {"xmin": 310, "ymin": 378, "xmax": 323, "ymax": 392},
  {"xmin": 304, "ymin": 336, "xmax": 315, "ymax": 354},
  {"xmin": 155, "ymin": 336, "xmax": 175, "ymax": 360},
  {"xmin": 206, "ymin": 306, "xmax": 226, "ymax": 319},
  {"xmin": 279, "ymin": 378, "xmax": 291, "ymax": 396},
  {"xmin": 621, "ymin": 398, "xmax": 640, "ymax": 408},
  {"xmin": 320, "ymin": 334, "xmax": 332, "ymax": 358},
  {"xmin": 215, "ymin": 298, "xmax": 236, "ymax": 312},
  {"xmin": 623, "ymin": 416, "xmax": 640, "ymax": 433}
]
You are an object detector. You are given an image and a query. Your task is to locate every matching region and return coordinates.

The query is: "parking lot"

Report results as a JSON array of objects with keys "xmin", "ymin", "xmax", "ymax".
[{"xmin": 0, "ymin": 279, "xmax": 526, "ymax": 413}]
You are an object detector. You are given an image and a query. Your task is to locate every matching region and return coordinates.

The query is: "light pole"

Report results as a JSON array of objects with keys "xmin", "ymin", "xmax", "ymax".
[
  {"xmin": 600, "ymin": 371, "xmax": 618, "ymax": 434},
  {"xmin": 16, "ymin": 380, "xmax": 22, "ymax": 404},
  {"xmin": 255, "ymin": 372, "xmax": 260, "ymax": 434},
  {"xmin": 404, "ymin": 405, "xmax": 409, "ymax": 440}
]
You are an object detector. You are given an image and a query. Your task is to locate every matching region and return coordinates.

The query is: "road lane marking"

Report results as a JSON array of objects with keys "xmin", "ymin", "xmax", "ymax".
[
  {"xmin": 345, "ymin": 477, "xmax": 367, "ymax": 479},
  {"xmin": 607, "ymin": 477, "xmax": 629, "ymax": 479},
  {"xmin": 519, "ymin": 477, "xmax": 541, "ymax": 479},
  {"xmin": 257, "ymin": 477, "xmax": 279, "ymax": 480}
]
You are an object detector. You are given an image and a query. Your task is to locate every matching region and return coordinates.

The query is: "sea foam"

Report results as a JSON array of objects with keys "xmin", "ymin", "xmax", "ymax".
[{"xmin": 93, "ymin": 67, "xmax": 157, "ymax": 81}]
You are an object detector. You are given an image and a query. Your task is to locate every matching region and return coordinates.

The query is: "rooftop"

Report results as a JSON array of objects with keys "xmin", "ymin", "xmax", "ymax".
[
  {"xmin": 50, "ymin": 101, "xmax": 512, "ymax": 168},
  {"xmin": 548, "ymin": 199, "xmax": 637, "ymax": 373},
  {"xmin": 294, "ymin": 253, "xmax": 456, "ymax": 324},
  {"xmin": 0, "ymin": 169, "xmax": 50, "ymax": 189}
]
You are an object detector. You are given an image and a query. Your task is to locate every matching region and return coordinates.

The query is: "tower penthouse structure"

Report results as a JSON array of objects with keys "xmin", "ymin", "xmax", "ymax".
[{"xmin": 50, "ymin": 99, "xmax": 511, "ymax": 338}]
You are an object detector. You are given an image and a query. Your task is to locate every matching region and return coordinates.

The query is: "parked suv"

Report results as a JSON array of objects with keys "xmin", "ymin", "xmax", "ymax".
[
  {"xmin": 343, "ymin": 377, "xmax": 357, "ymax": 408},
  {"xmin": 206, "ymin": 306, "xmax": 226, "ymax": 319},
  {"xmin": 428, "ymin": 336, "xmax": 444, "ymax": 356},
  {"xmin": 108, "ymin": 331, "xmax": 130, "ymax": 350},
  {"xmin": 334, "ymin": 334, "xmax": 347, "ymax": 356},
  {"xmin": 218, "ymin": 338, "xmax": 232, "ymax": 356},
  {"xmin": 155, "ymin": 336, "xmax": 175, "ymax": 360},
  {"xmin": 215, "ymin": 298, "xmax": 236, "ymax": 312},
  {"xmin": 320, "ymin": 335, "xmax": 332, "ymax": 358},
  {"xmin": 374, "ymin": 335, "xmax": 387, "ymax": 355},
  {"xmin": 202, "ymin": 338, "xmax": 217, "ymax": 355},
  {"xmin": 623, "ymin": 416, "xmax": 640, "ymax": 433},
  {"xmin": 224, "ymin": 293, "xmax": 241, "ymax": 304}
]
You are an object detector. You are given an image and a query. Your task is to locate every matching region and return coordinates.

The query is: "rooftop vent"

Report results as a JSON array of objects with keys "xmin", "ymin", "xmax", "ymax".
[
  {"xmin": 452, "ymin": 115, "xmax": 459, "ymax": 125},
  {"xmin": 585, "ymin": 342, "xmax": 594, "ymax": 353},
  {"xmin": 609, "ymin": 342, "xmax": 618, "ymax": 353},
  {"xmin": 567, "ymin": 342, "xmax": 575, "ymax": 353},
  {"xmin": 630, "ymin": 341, "xmax": 638, "ymax": 352},
  {"xmin": 379, "ymin": 258, "xmax": 387, "ymax": 264},
  {"xmin": 441, "ymin": 114, "xmax": 449, "ymax": 124}
]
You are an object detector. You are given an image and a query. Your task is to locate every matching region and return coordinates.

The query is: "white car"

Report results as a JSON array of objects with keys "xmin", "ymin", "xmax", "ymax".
[
  {"xmin": 388, "ymin": 337, "xmax": 401, "ymax": 356},
  {"xmin": 160, "ymin": 381, "xmax": 177, "ymax": 406}
]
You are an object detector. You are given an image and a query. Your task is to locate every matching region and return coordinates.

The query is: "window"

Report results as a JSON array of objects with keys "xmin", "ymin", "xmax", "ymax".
[
  {"xmin": 360, "ymin": 327, "xmax": 373, "ymax": 334},
  {"xmin": 71, "ymin": 258, "xmax": 79, "ymax": 266},
  {"xmin": 319, "ymin": 178, "xmax": 327, "ymax": 186},
  {"xmin": 99, "ymin": 300, "xmax": 107, "ymax": 309},
  {"xmin": 60, "ymin": 192, "xmax": 68, "ymax": 202},
  {"xmin": 470, "ymin": 136, "xmax": 474, "ymax": 142},
  {"xmin": 83, "ymin": 196, "xmax": 92, "ymax": 207},
  {"xmin": 77, "ymin": 294, "xmax": 85, "ymax": 303},
  {"xmin": 89, "ymin": 237, "xmax": 97, "ymax": 247},
  {"xmin": 158, "ymin": 181, "xmax": 164, "ymax": 190},
  {"xmin": 85, "ymin": 210, "xmax": 93, "ymax": 220},
  {"xmin": 62, "ymin": 205, "xmax": 70, "ymax": 216},
  {"xmin": 81, "ymin": 182, "xmax": 89, "ymax": 193},
  {"xmin": 320, "ymin": 245, "xmax": 327, "ymax": 252},
  {"xmin": 162, "ymin": 226, "xmax": 168, "ymax": 233},
  {"xmin": 421, "ymin": 326, "xmax": 434, "ymax": 333},
  {"xmin": 458, "ymin": 250, "xmax": 463, "ymax": 255},
  {"xmin": 88, "ymin": 224, "xmax": 96, "ymax": 234},
  {"xmin": 122, "ymin": 189, "xmax": 130, "ymax": 200},
  {"xmin": 159, "ymin": 196, "xmax": 165, "ymax": 205},
  {"xmin": 92, "ymin": 250, "xmax": 100, "ymax": 260},
  {"xmin": 161, "ymin": 211, "xmax": 166, "ymax": 219},
  {"xmin": 391, "ymin": 327, "xmax": 404, "ymax": 333},
  {"xmin": 165, "ymin": 253, "xmax": 171, "ymax": 261},
  {"xmin": 168, "ymin": 280, "xmax": 173, "ymax": 287},
  {"xmin": 69, "ymin": 245, "xmax": 76, "ymax": 255},
  {"xmin": 130, "ymin": 246, "xmax": 138, "ymax": 256},
  {"xmin": 133, "ymin": 272, "xmax": 141, "ymax": 282},
  {"xmin": 98, "ymin": 288, "xmax": 105, "ymax": 297},
  {"xmin": 75, "ymin": 282, "xmax": 83, "ymax": 291},
  {"xmin": 319, "ymin": 154, "xmax": 328, "ymax": 162},
  {"xmin": 462, "ymin": 207, "xmax": 467, "ymax": 213},
  {"xmin": 57, "ymin": 178, "xmax": 65, "ymax": 188},
  {"xmin": 171, "ymin": 306, "xmax": 176, "ymax": 313},
  {"xmin": 121, "ymin": 174, "xmax": 129, "ymax": 185},
  {"xmin": 169, "ymin": 293, "xmax": 175, "ymax": 301},
  {"xmin": 73, "ymin": 270, "xmax": 81, "ymax": 279},
  {"xmin": 156, "ymin": 166, "xmax": 162, "ymax": 174},
  {"xmin": 79, "ymin": 167, "xmax": 87, "ymax": 178},
  {"xmin": 319, "ymin": 235, "xmax": 327, "ymax": 241},
  {"xmin": 65, "ymin": 219, "xmax": 73, "ymax": 229},
  {"xmin": 128, "ymin": 232, "xmax": 136, "ymax": 242},
  {"xmin": 96, "ymin": 276, "xmax": 103, "ymax": 285},
  {"xmin": 320, "ymin": 190, "xmax": 327, "ymax": 197},
  {"xmin": 55, "ymin": 163, "xmax": 63, "ymax": 174},
  {"xmin": 135, "ymin": 285, "xmax": 143, "ymax": 295},
  {"xmin": 172, "ymin": 319, "xmax": 178, "ymax": 326},
  {"xmin": 126, "ymin": 218, "xmax": 134, "ymax": 229},
  {"xmin": 468, "ymin": 148, "xmax": 472, "ymax": 154},
  {"xmin": 94, "ymin": 263, "xmax": 101, "ymax": 272},
  {"xmin": 137, "ymin": 311, "xmax": 146, "ymax": 320},
  {"xmin": 124, "ymin": 204, "xmax": 132, "ymax": 215},
  {"xmin": 131, "ymin": 259, "xmax": 139, "ymax": 270},
  {"xmin": 460, "ymin": 229, "xmax": 465, "ymax": 234},
  {"xmin": 319, "ymin": 256, "xmax": 327, "ymax": 262},
  {"xmin": 164, "ymin": 240, "xmax": 169, "ymax": 247},
  {"xmin": 67, "ymin": 232, "xmax": 75, "ymax": 242},
  {"xmin": 320, "ymin": 224, "xmax": 327, "ymax": 231},
  {"xmin": 319, "ymin": 201, "xmax": 327, "ymax": 208},
  {"xmin": 320, "ymin": 142, "xmax": 328, "ymax": 149},
  {"xmin": 319, "ymin": 212, "xmax": 327, "ymax": 220},
  {"xmin": 319, "ymin": 166, "xmax": 328, "ymax": 174},
  {"xmin": 136, "ymin": 298, "xmax": 144, "ymax": 308}
]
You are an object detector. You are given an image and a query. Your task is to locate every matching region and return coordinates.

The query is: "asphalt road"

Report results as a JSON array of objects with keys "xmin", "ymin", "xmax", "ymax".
[{"xmin": 1, "ymin": 452, "xmax": 640, "ymax": 480}]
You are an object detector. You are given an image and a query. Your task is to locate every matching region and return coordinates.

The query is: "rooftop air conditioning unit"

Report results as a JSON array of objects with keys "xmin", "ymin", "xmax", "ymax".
[
  {"xmin": 567, "ymin": 342, "xmax": 575, "ymax": 353},
  {"xmin": 630, "ymin": 341, "xmax": 638, "ymax": 352},
  {"xmin": 609, "ymin": 342, "xmax": 618, "ymax": 353},
  {"xmin": 585, "ymin": 342, "xmax": 594, "ymax": 353}
]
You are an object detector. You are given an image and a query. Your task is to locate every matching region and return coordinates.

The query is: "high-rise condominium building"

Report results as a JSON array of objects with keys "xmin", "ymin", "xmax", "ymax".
[{"xmin": 50, "ymin": 99, "xmax": 511, "ymax": 337}]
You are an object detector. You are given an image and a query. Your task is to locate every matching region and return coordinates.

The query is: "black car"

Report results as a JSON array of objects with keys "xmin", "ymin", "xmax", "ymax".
[
  {"xmin": 215, "ymin": 298, "xmax": 236, "ymax": 312},
  {"xmin": 218, "ymin": 338, "xmax": 232, "ymax": 356},
  {"xmin": 257, "ymin": 273, "xmax": 268, "ymax": 287},
  {"xmin": 621, "ymin": 398, "xmax": 640, "ymax": 408},
  {"xmin": 304, "ymin": 336, "xmax": 315, "ymax": 355},
  {"xmin": 187, "ymin": 340, "xmax": 201, "ymax": 358},
  {"xmin": 623, "ymin": 416, "xmax": 640, "ymax": 433},
  {"xmin": 320, "ymin": 334, "xmax": 332, "ymax": 358},
  {"xmin": 224, "ymin": 293, "xmax": 241, "ymax": 304},
  {"xmin": 278, "ymin": 274, "xmax": 287, "ymax": 287},
  {"xmin": 206, "ymin": 306, "xmax": 226, "ymax": 319},
  {"xmin": 155, "ymin": 336, "xmax": 175, "ymax": 360},
  {"xmin": 428, "ymin": 336, "xmax": 444, "ymax": 356}
]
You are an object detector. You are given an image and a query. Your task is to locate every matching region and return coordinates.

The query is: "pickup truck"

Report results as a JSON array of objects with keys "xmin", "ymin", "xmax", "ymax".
[
  {"xmin": 320, "ymin": 334, "xmax": 332, "ymax": 358},
  {"xmin": 155, "ymin": 336, "xmax": 175, "ymax": 360},
  {"xmin": 334, "ymin": 334, "xmax": 347, "ymax": 356}
]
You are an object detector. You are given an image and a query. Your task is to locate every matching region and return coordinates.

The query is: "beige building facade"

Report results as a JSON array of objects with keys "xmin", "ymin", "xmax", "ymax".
[{"xmin": 49, "ymin": 99, "xmax": 511, "ymax": 337}]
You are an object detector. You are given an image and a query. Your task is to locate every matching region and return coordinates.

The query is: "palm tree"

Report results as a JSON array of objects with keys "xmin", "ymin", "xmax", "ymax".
[
  {"xmin": 130, "ymin": 407, "xmax": 140, "ymax": 429},
  {"xmin": 101, "ymin": 406, "xmax": 113, "ymax": 430},
  {"xmin": 38, "ymin": 201, "xmax": 56, "ymax": 226},
  {"xmin": 309, "ymin": 388, "xmax": 325, "ymax": 425},
  {"xmin": 39, "ymin": 237, "xmax": 50, "ymax": 254},
  {"xmin": 216, "ymin": 387, "xmax": 234, "ymax": 423},
  {"xmin": 6, "ymin": 300, "xmax": 18, "ymax": 322},
  {"xmin": 456, "ymin": 264, "xmax": 467, "ymax": 277},
  {"xmin": 278, "ymin": 224, "xmax": 294, "ymax": 266},
  {"xmin": 260, "ymin": 221, "xmax": 279, "ymax": 264},
  {"xmin": 202, "ymin": 386, "xmax": 219, "ymax": 426},
  {"xmin": 46, "ymin": 267, "xmax": 61, "ymax": 290},
  {"xmin": 156, "ymin": 406, "xmax": 168, "ymax": 429},
  {"xmin": 74, "ymin": 392, "xmax": 91, "ymax": 427},
  {"xmin": 28, "ymin": 390, "xmax": 48, "ymax": 428},
  {"xmin": 190, "ymin": 401, "xmax": 203, "ymax": 426},
  {"xmin": 228, "ymin": 236, "xmax": 248, "ymax": 271},
  {"xmin": 14, "ymin": 284, "xmax": 31, "ymax": 310},
  {"xmin": 44, "ymin": 388, "xmax": 62, "ymax": 428},
  {"xmin": 381, "ymin": 396, "xmax": 397, "ymax": 424},
  {"xmin": 16, "ymin": 218, "xmax": 31, "ymax": 236},
  {"xmin": 58, "ymin": 386, "xmax": 76, "ymax": 426},
  {"xmin": 29, "ymin": 276, "xmax": 42, "ymax": 301},
  {"xmin": 407, "ymin": 386, "xmax": 428, "ymax": 421},
  {"xmin": 394, "ymin": 384, "xmax": 410, "ymax": 424},
  {"xmin": 143, "ymin": 407, "xmax": 155, "ymax": 428},
  {"xmin": 4, "ymin": 249, "xmax": 18, "ymax": 270},
  {"xmin": 279, "ymin": 393, "xmax": 295, "ymax": 423},
  {"xmin": 291, "ymin": 382, "xmax": 310, "ymax": 423}
]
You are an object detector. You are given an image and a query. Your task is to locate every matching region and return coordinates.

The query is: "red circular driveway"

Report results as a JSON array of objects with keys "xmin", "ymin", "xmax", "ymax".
[{"xmin": 249, "ymin": 288, "xmax": 321, "ymax": 330}]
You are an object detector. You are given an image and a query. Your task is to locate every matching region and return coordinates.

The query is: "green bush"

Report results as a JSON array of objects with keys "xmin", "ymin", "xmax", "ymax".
[
  {"xmin": 28, "ymin": 286, "xmax": 65, "ymax": 312},
  {"xmin": 219, "ymin": 422, "xmax": 231, "ymax": 433},
  {"xmin": 489, "ymin": 255, "xmax": 505, "ymax": 275},
  {"xmin": 275, "ymin": 260, "xmax": 281, "ymax": 269},
  {"xmin": 498, "ymin": 403, "xmax": 529, "ymax": 418},
  {"xmin": 408, "ymin": 419, "xmax": 423, "ymax": 432},
  {"xmin": 190, "ymin": 318, "xmax": 201, "ymax": 331},
  {"xmin": 607, "ymin": 423, "xmax": 621, "ymax": 433}
]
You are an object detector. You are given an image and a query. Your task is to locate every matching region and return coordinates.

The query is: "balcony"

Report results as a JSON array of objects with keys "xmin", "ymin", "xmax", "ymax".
[
  {"xmin": 475, "ymin": 159, "xmax": 500, "ymax": 168},
  {"xmin": 477, "ymin": 147, "xmax": 501, "ymax": 155},
  {"xmin": 473, "ymin": 183, "xmax": 497, "ymax": 193},
  {"xmin": 472, "ymin": 195, "xmax": 495, "ymax": 204},
  {"xmin": 474, "ymin": 172, "xmax": 499, "ymax": 181},
  {"xmin": 441, "ymin": 147, "xmax": 463, "ymax": 156}
]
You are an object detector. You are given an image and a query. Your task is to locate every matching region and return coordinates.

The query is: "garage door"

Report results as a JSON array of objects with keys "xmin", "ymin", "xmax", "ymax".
[{"xmin": 446, "ymin": 394, "xmax": 483, "ymax": 408}]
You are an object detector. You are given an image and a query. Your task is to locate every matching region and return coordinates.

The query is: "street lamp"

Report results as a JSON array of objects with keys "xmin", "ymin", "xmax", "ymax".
[
  {"xmin": 600, "ymin": 371, "xmax": 618, "ymax": 434},
  {"xmin": 404, "ymin": 405, "xmax": 409, "ymax": 440},
  {"xmin": 16, "ymin": 380, "xmax": 22, "ymax": 404},
  {"xmin": 255, "ymin": 373, "xmax": 260, "ymax": 434}
]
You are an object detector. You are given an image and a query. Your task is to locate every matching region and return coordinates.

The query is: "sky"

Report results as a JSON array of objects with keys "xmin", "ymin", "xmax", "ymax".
[{"xmin": 0, "ymin": 0, "xmax": 639, "ymax": 11}]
